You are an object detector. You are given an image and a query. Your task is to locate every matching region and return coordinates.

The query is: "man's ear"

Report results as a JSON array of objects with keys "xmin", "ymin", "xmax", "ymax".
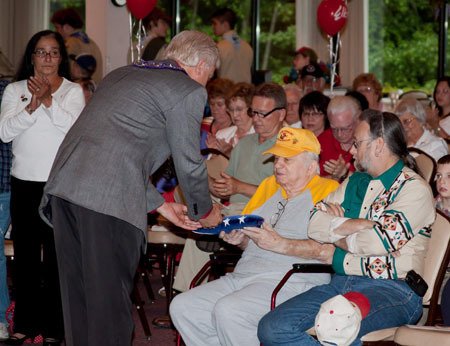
[
  {"xmin": 278, "ymin": 109, "xmax": 286, "ymax": 122},
  {"xmin": 374, "ymin": 137, "xmax": 385, "ymax": 157}
]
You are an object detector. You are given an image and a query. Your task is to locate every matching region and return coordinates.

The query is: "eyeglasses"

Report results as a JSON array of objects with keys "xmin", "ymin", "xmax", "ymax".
[
  {"xmin": 436, "ymin": 173, "xmax": 450, "ymax": 181},
  {"xmin": 302, "ymin": 111, "xmax": 323, "ymax": 118},
  {"xmin": 356, "ymin": 86, "xmax": 374, "ymax": 94},
  {"xmin": 352, "ymin": 138, "xmax": 372, "ymax": 149},
  {"xmin": 400, "ymin": 117, "xmax": 416, "ymax": 127},
  {"xmin": 227, "ymin": 107, "xmax": 248, "ymax": 116},
  {"xmin": 270, "ymin": 199, "xmax": 288, "ymax": 228},
  {"xmin": 435, "ymin": 88, "xmax": 450, "ymax": 95},
  {"xmin": 331, "ymin": 124, "xmax": 354, "ymax": 135},
  {"xmin": 33, "ymin": 49, "xmax": 60, "ymax": 59},
  {"xmin": 247, "ymin": 107, "xmax": 285, "ymax": 118}
]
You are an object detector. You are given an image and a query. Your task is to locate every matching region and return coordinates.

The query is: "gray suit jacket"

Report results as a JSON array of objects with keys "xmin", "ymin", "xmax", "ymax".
[{"xmin": 40, "ymin": 62, "xmax": 212, "ymax": 234}]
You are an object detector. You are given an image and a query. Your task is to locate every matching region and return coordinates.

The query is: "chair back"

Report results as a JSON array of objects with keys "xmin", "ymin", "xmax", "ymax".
[
  {"xmin": 408, "ymin": 147, "xmax": 437, "ymax": 185},
  {"xmin": 206, "ymin": 153, "xmax": 229, "ymax": 180},
  {"xmin": 422, "ymin": 211, "xmax": 450, "ymax": 306},
  {"xmin": 399, "ymin": 90, "xmax": 429, "ymax": 100}
]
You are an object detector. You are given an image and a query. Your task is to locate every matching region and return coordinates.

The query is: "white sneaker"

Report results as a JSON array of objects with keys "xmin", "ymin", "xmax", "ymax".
[{"xmin": 0, "ymin": 322, "xmax": 9, "ymax": 341}]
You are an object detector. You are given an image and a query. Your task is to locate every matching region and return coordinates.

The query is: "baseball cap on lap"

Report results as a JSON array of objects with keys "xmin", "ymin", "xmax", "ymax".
[{"xmin": 264, "ymin": 127, "xmax": 321, "ymax": 158}]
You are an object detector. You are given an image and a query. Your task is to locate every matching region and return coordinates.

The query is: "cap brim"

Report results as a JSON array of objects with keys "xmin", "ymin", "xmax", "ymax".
[{"xmin": 263, "ymin": 145, "xmax": 303, "ymax": 158}]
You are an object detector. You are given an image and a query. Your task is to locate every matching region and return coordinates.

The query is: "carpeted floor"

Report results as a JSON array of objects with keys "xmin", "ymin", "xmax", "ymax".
[
  {"xmin": 131, "ymin": 268, "xmax": 178, "ymax": 345},
  {"xmin": 4, "ymin": 259, "xmax": 179, "ymax": 346}
]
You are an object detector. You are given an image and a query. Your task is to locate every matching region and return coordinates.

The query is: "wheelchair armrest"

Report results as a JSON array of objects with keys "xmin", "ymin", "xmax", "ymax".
[
  {"xmin": 292, "ymin": 263, "xmax": 334, "ymax": 273},
  {"xmin": 189, "ymin": 250, "xmax": 242, "ymax": 289},
  {"xmin": 209, "ymin": 251, "xmax": 242, "ymax": 264},
  {"xmin": 270, "ymin": 263, "xmax": 334, "ymax": 310}
]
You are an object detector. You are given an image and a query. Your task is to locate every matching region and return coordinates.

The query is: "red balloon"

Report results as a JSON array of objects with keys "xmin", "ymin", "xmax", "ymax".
[
  {"xmin": 127, "ymin": 0, "xmax": 157, "ymax": 20},
  {"xmin": 317, "ymin": 0, "xmax": 348, "ymax": 36}
]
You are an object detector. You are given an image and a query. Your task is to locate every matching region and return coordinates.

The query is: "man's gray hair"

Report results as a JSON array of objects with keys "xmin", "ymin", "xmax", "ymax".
[
  {"xmin": 328, "ymin": 95, "xmax": 361, "ymax": 120},
  {"xmin": 394, "ymin": 98, "xmax": 426, "ymax": 124},
  {"xmin": 301, "ymin": 151, "xmax": 320, "ymax": 174},
  {"xmin": 162, "ymin": 30, "xmax": 220, "ymax": 69}
]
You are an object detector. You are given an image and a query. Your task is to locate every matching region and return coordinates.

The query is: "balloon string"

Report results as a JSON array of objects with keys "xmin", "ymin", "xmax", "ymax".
[
  {"xmin": 328, "ymin": 32, "xmax": 341, "ymax": 96},
  {"xmin": 129, "ymin": 13, "xmax": 134, "ymax": 63},
  {"xmin": 329, "ymin": 35, "xmax": 335, "ymax": 96},
  {"xmin": 136, "ymin": 19, "xmax": 143, "ymax": 62}
]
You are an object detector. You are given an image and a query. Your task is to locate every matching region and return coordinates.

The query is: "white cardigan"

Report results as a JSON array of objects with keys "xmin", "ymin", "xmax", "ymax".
[{"xmin": 0, "ymin": 78, "xmax": 85, "ymax": 181}]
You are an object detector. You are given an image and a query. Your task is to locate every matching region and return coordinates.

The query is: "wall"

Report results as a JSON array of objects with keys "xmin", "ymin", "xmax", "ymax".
[{"xmin": 86, "ymin": 0, "xmax": 129, "ymax": 77}]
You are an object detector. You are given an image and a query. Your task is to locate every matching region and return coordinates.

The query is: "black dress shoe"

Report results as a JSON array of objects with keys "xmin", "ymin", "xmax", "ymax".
[
  {"xmin": 42, "ymin": 337, "xmax": 62, "ymax": 346},
  {"xmin": 2, "ymin": 334, "xmax": 30, "ymax": 345}
]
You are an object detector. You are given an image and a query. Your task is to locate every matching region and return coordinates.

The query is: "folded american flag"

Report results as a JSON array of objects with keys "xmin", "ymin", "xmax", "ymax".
[{"xmin": 193, "ymin": 214, "xmax": 264, "ymax": 235}]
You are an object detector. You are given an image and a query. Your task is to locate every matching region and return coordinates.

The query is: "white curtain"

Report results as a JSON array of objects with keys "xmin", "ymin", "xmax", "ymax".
[{"xmin": 0, "ymin": 0, "xmax": 49, "ymax": 74}]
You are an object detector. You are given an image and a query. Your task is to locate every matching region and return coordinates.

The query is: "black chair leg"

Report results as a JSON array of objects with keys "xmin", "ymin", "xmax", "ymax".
[{"xmin": 132, "ymin": 273, "xmax": 152, "ymax": 340}]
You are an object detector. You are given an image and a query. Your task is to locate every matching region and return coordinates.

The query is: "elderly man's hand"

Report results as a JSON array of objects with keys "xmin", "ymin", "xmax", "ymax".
[
  {"xmin": 212, "ymin": 172, "xmax": 238, "ymax": 197},
  {"xmin": 241, "ymin": 222, "xmax": 286, "ymax": 253},
  {"xmin": 219, "ymin": 229, "xmax": 248, "ymax": 248}
]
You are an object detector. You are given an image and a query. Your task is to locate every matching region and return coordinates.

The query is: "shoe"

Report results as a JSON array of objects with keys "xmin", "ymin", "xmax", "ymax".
[
  {"xmin": 0, "ymin": 323, "xmax": 8, "ymax": 341},
  {"xmin": 152, "ymin": 315, "xmax": 174, "ymax": 329},
  {"xmin": 42, "ymin": 337, "xmax": 62, "ymax": 346},
  {"xmin": 2, "ymin": 333, "xmax": 31, "ymax": 345}
]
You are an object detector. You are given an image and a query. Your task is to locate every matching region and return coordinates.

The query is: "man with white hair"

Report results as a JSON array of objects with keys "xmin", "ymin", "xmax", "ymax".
[
  {"xmin": 171, "ymin": 127, "xmax": 338, "ymax": 346},
  {"xmin": 318, "ymin": 95, "xmax": 360, "ymax": 180},
  {"xmin": 40, "ymin": 31, "xmax": 222, "ymax": 346}
]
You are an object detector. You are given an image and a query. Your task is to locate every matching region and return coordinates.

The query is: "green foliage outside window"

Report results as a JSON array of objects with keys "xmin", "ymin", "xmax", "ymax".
[{"xmin": 369, "ymin": 0, "xmax": 440, "ymax": 94}]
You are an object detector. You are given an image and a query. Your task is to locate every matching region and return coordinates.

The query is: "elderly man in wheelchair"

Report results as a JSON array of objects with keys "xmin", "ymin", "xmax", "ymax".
[{"xmin": 170, "ymin": 128, "xmax": 339, "ymax": 345}]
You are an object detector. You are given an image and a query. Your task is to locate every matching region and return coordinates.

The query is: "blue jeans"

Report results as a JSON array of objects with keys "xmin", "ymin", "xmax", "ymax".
[
  {"xmin": 258, "ymin": 274, "xmax": 423, "ymax": 346},
  {"xmin": 0, "ymin": 192, "xmax": 11, "ymax": 324}
]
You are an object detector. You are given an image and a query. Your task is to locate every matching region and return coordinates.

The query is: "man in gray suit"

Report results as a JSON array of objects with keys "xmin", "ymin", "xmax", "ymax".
[{"xmin": 40, "ymin": 31, "xmax": 222, "ymax": 346}]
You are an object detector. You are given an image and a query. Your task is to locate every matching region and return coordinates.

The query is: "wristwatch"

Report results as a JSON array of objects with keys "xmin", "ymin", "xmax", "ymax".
[{"xmin": 111, "ymin": 0, "xmax": 126, "ymax": 7}]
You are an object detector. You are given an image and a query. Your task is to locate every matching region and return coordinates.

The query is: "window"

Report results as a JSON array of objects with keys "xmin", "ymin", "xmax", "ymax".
[{"xmin": 368, "ymin": 0, "xmax": 439, "ymax": 93}]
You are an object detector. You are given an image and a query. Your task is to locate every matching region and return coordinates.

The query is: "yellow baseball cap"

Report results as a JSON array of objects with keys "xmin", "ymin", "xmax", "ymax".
[{"xmin": 264, "ymin": 127, "xmax": 321, "ymax": 157}]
